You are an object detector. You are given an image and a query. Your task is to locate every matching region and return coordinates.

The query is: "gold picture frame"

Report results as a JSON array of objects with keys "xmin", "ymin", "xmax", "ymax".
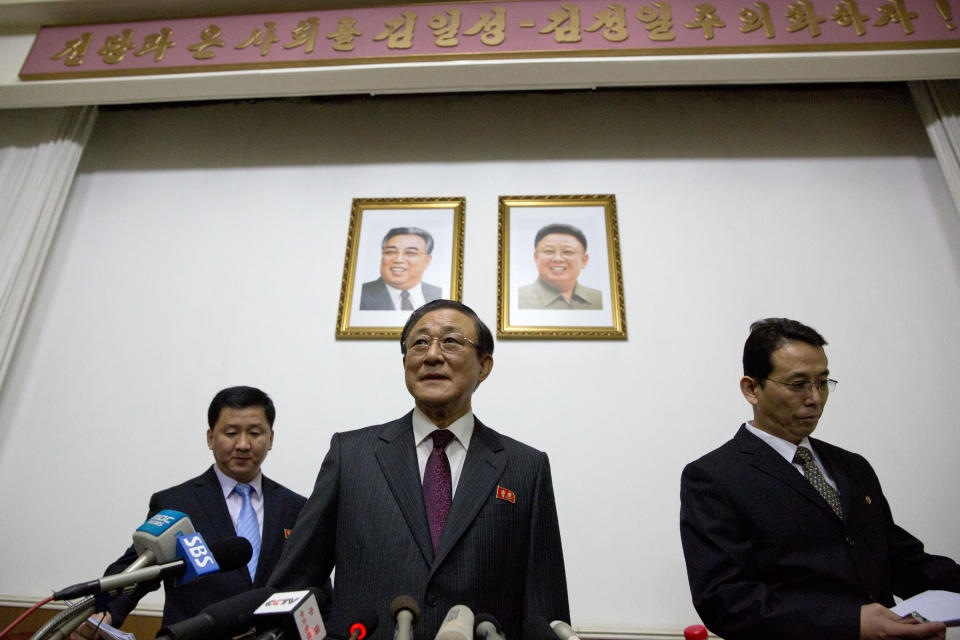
[
  {"xmin": 497, "ymin": 195, "xmax": 626, "ymax": 339},
  {"xmin": 336, "ymin": 197, "xmax": 466, "ymax": 339}
]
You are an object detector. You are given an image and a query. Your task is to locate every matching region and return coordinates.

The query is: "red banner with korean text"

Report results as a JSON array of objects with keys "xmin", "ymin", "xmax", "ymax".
[{"xmin": 20, "ymin": 0, "xmax": 960, "ymax": 80}]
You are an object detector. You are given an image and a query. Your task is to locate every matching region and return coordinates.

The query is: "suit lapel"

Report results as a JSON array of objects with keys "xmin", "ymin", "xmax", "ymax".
[
  {"xmin": 811, "ymin": 437, "xmax": 853, "ymax": 522},
  {"xmin": 193, "ymin": 466, "xmax": 237, "ymax": 541},
  {"xmin": 193, "ymin": 466, "xmax": 252, "ymax": 586},
  {"xmin": 257, "ymin": 475, "xmax": 280, "ymax": 587},
  {"xmin": 736, "ymin": 426, "xmax": 840, "ymax": 521},
  {"xmin": 433, "ymin": 418, "xmax": 505, "ymax": 568},
  {"xmin": 375, "ymin": 279, "xmax": 396, "ymax": 310},
  {"xmin": 375, "ymin": 412, "xmax": 434, "ymax": 566}
]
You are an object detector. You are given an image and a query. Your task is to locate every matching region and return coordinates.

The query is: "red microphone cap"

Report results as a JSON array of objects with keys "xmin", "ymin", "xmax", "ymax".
[{"xmin": 684, "ymin": 624, "xmax": 708, "ymax": 640}]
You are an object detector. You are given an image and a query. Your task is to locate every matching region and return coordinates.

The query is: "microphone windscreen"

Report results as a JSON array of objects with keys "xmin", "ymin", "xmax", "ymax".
[
  {"xmin": 349, "ymin": 607, "xmax": 380, "ymax": 639},
  {"xmin": 208, "ymin": 536, "xmax": 253, "ymax": 571},
  {"xmin": 474, "ymin": 613, "xmax": 500, "ymax": 629},
  {"xmin": 207, "ymin": 586, "xmax": 275, "ymax": 629},
  {"xmin": 389, "ymin": 595, "xmax": 420, "ymax": 624},
  {"xmin": 156, "ymin": 586, "xmax": 274, "ymax": 640}
]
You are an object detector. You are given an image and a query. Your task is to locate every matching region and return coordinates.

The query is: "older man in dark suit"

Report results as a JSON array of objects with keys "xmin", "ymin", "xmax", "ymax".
[
  {"xmin": 680, "ymin": 318, "xmax": 960, "ymax": 640},
  {"xmin": 268, "ymin": 299, "xmax": 570, "ymax": 639},
  {"xmin": 72, "ymin": 386, "xmax": 318, "ymax": 639},
  {"xmin": 360, "ymin": 227, "xmax": 442, "ymax": 311}
]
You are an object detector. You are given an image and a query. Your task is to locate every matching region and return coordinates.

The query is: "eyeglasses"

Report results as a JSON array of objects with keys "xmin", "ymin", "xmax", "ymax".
[
  {"xmin": 766, "ymin": 378, "xmax": 838, "ymax": 395},
  {"xmin": 537, "ymin": 248, "xmax": 583, "ymax": 259},
  {"xmin": 405, "ymin": 332, "xmax": 480, "ymax": 355},
  {"xmin": 382, "ymin": 248, "xmax": 427, "ymax": 259}
]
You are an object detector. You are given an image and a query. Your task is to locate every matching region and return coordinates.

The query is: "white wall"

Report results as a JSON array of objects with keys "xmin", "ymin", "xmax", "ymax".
[{"xmin": 1, "ymin": 84, "xmax": 959, "ymax": 635}]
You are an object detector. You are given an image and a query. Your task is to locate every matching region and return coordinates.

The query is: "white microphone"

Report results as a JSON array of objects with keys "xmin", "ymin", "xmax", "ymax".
[
  {"xmin": 474, "ymin": 613, "xmax": 505, "ymax": 640},
  {"xmin": 435, "ymin": 605, "xmax": 474, "ymax": 640},
  {"xmin": 53, "ymin": 535, "xmax": 250, "ymax": 600},
  {"xmin": 550, "ymin": 620, "xmax": 581, "ymax": 640},
  {"xmin": 390, "ymin": 595, "xmax": 419, "ymax": 640},
  {"xmin": 49, "ymin": 510, "xmax": 200, "ymax": 601},
  {"xmin": 128, "ymin": 509, "xmax": 197, "ymax": 571}
]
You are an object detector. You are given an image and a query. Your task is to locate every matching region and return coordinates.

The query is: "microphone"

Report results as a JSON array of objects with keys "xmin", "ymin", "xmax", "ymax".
[
  {"xmin": 435, "ymin": 605, "xmax": 474, "ymax": 640},
  {"xmin": 549, "ymin": 620, "xmax": 581, "ymax": 640},
  {"xmin": 474, "ymin": 613, "xmax": 504, "ymax": 640},
  {"xmin": 251, "ymin": 588, "xmax": 328, "ymax": 640},
  {"xmin": 53, "ymin": 535, "xmax": 250, "ymax": 600},
  {"xmin": 390, "ymin": 595, "xmax": 419, "ymax": 640},
  {"xmin": 128, "ymin": 510, "xmax": 197, "ymax": 571},
  {"xmin": 522, "ymin": 616, "xmax": 556, "ymax": 640},
  {"xmin": 156, "ymin": 586, "xmax": 274, "ymax": 640},
  {"xmin": 346, "ymin": 608, "xmax": 379, "ymax": 640}
]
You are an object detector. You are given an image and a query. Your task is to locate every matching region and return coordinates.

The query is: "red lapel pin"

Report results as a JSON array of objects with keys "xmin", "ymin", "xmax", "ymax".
[{"xmin": 496, "ymin": 486, "xmax": 516, "ymax": 503}]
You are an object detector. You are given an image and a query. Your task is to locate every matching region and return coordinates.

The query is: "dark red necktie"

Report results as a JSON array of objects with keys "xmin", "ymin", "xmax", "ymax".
[{"xmin": 423, "ymin": 429, "xmax": 455, "ymax": 552}]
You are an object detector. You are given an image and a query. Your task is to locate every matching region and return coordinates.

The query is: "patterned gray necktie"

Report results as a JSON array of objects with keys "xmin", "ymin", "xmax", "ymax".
[
  {"xmin": 400, "ymin": 290, "xmax": 413, "ymax": 310},
  {"xmin": 793, "ymin": 446, "xmax": 843, "ymax": 519}
]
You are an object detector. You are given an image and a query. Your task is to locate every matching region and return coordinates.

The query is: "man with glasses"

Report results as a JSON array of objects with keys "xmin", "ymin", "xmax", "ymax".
[
  {"xmin": 360, "ymin": 227, "xmax": 442, "ymax": 310},
  {"xmin": 267, "ymin": 299, "xmax": 570, "ymax": 639},
  {"xmin": 518, "ymin": 223, "xmax": 602, "ymax": 309},
  {"xmin": 680, "ymin": 318, "xmax": 960, "ymax": 640}
]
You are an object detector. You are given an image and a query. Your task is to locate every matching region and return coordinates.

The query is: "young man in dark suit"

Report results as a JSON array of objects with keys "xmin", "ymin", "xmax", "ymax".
[
  {"xmin": 680, "ymin": 318, "xmax": 960, "ymax": 640},
  {"xmin": 268, "ymin": 300, "xmax": 570, "ymax": 639},
  {"xmin": 72, "ymin": 386, "xmax": 315, "ymax": 638}
]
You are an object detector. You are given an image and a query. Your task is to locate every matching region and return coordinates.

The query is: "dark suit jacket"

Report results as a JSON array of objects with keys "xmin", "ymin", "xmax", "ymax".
[
  {"xmin": 103, "ymin": 466, "xmax": 308, "ymax": 627},
  {"xmin": 680, "ymin": 425, "xmax": 960, "ymax": 640},
  {"xmin": 359, "ymin": 277, "xmax": 442, "ymax": 311},
  {"xmin": 267, "ymin": 412, "xmax": 570, "ymax": 640}
]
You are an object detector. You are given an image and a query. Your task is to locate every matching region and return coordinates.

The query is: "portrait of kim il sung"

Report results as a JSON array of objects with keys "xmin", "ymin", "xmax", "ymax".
[
  {"xmin": 498, "ymin": 195, "xmax": 626, "ymax": 340},
  {"xmin": 337, "ymin": 197, "xmax": 465, "ymax": 339}
]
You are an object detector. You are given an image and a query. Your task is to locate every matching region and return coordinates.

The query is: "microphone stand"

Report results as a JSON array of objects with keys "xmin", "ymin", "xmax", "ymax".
[{"xmin": 30, "ymin": 597, "xmax": 97, "ymax": 640}]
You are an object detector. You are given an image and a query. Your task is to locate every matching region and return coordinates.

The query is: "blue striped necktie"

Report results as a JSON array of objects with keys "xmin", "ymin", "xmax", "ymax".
[{"xmin": 233, "ymin": 483, "xmax": 261, "ymax": 580}]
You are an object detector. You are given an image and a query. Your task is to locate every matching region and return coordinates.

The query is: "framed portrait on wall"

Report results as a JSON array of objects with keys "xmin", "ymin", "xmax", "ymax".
[
  {"xmin": 498, "ymin": 194, "xmax": 626, "ymax": 339},
  {"xmin": 336, "ymin": 197, "xmax": 466, "ymax": 339}
]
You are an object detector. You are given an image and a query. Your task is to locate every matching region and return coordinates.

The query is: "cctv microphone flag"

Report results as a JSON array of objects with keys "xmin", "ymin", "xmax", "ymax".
[{"xmin": 253, "ymin": 590, "xmax": 327, "ymax": 640}]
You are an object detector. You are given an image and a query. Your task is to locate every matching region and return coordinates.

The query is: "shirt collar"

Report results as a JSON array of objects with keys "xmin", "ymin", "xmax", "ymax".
[
  {"xmin": 534, "ymin": 277, "xmax": 589, "ymax": 304},
  {"xmin": 212, "ymin": 464, "xmax": 263, "ymax": 499},
  {"xmin": 744, "ymin": 421, "xmax": 815, "ymax": 463},
  {"xmin": 384, "ymin": 281, "xmax": 423, "ymax": 298},
  {"xmin": 412, "ymin": 407, "xmax": 474, "ymax": 450}
]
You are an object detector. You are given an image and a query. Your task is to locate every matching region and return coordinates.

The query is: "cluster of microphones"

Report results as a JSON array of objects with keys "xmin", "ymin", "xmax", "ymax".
[
  {"xmin": 41, "ymin": 510, "xmax": 581, "ymax": 640},
  {"xmin": 154, "ymin": 587, "xmax": 580, "ymax": 640}
]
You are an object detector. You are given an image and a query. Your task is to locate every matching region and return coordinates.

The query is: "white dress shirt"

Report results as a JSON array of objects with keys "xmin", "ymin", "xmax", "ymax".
[
  {"xmin": 412, "ymin": 407, "xmax": 473, "ymax": 497},
  {"xmin": 384, "ymin": 281, "xmax": 427, "ymax": 310},
  {"xmin": 213, "ymin": 464, "xmax": 265, "ymax": 536},
  {"xmin": 744, "ymin": 421, "xmax": 839, "ymax": 491}
]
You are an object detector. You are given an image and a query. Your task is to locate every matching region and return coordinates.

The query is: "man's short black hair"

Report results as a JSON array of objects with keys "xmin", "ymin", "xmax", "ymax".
[
  {"xmin": 207, "ymin": 386, "xmax": 276, "ymax": 429},
  {"xmin": 382, "ymin": 227, "xmax": 435, "ymax": 254},
  {"xmin": 743, "ymin": 318, "xmax": 828, "ymax": 384},
  {"xmin": 534, "ymin": 223, "xmax": 588, "ymax": 252},
  {"xmin": 400, "ymin": 299, "xmax": 494, "ymax": 357}
]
